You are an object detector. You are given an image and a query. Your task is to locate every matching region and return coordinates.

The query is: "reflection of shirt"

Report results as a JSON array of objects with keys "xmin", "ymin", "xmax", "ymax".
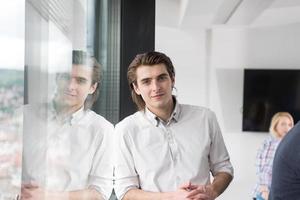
[
  {"xmin": 22, "ymin": 103, "xmax": 114, "ymax": 199},
  {"xmin": 253, "ymin": 135, "xmax": 280, "ymax": 197},
  {"xmin": 114, "ymin": 102, "xmax": 233, "ymax": 200}
]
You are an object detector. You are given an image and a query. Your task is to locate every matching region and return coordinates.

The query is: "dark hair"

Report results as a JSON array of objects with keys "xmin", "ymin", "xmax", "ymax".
[
  {"xmin": 127, "ymin": 51, "xmax": 175, "ymax": 110},
  {"xmin": 72, "ymin": 50, "xmax": 101, "ymax": 109}
]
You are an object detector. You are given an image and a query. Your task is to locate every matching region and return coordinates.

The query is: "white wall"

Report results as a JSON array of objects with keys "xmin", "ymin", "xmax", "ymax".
[
  {"xmin": 155, "ymin": 23, "xmax": 300, "ymax": 199},
  {"xmin": 210, "ymin": 24, "xmax": 300, "ymax": 132},
  {"xmin": 155, "ymin": 26, "xmax": 208, "ymax": 107}
]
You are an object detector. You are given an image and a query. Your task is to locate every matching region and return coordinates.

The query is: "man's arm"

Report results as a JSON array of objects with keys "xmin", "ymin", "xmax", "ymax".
[
  {"xmin": 21, "ymin": 185, "xmax": 104, "ymax": 200},
  {"xmin": 208, "ymin": 172, "xmax": 233, "ymax": 198},
  {"xmin": 122, "ymin": 182, "xmax": 200, "ymax": 200},
  {"xmin": 174, "ymin": 172, "xmax": 233, "ymax": 200},
  {"xmin": 122, "ymin": 172, "xmax": 232, "ymax": 200},
  {"xmin": 68, "ymin": 189, "xmax": 103, "ymax": 200}
]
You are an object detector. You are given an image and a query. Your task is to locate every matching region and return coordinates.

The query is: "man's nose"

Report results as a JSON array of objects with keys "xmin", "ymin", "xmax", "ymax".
[
  {"xmin": 67, "ymin": 78, "xmax": 77, "ymax": 90},
  {"xmin": 151, "ymin": 80, "xmax": 160, "ymax": 91}
]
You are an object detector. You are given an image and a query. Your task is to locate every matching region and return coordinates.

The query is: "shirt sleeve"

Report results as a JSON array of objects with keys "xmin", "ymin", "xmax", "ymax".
[
  {"xmin": 255, "ymin": 137, "xmax": 275, "ymax": 187},
  {"xmin": 208, "ymin": 111, "xmax": 234, "ymax": 177},
  {"xmin": 113, "ymin": 122, "xmax": 139, "ymax": 200},
  {"xmin": 88, "ymin": 122, "xmax": 114, "ymax": 200}
]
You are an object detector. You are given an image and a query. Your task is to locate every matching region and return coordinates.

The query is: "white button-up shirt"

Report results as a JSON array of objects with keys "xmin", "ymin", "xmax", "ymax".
[
  {"xmin": 114, "ymin": 102, "xmax": 233, "ymax": 200},
  {"xmin": 22, "ymin": 103, "xmax": 114, "ymax": 199}
]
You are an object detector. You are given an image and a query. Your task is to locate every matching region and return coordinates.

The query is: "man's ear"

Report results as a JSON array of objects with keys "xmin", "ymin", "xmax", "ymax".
[
  {"xmin": 133, "ymin": 83, "xmax": 141, "ymax": 95},
  {"xmin": 171, "ymin": 75, "xmax": 175, "ymax": 88},
  {"xmin": 89, "ymin": 82, "xmax": 98, "ymax": 94}
]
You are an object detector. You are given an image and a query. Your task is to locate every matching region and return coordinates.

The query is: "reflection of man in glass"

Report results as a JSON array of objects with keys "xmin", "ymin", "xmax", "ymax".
[{"xmin": 20, "ymin": 50, "xmax": 113, "ymax": 200}]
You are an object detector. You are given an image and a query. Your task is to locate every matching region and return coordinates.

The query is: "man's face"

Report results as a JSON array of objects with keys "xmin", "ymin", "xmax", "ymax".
[
  {"xmin": 56, "ymin": 65, "xmax": 97, "ymax": 110},
  {"xmin": 133, "ymin": 64, "xmax": 174, "ymax": 112}
]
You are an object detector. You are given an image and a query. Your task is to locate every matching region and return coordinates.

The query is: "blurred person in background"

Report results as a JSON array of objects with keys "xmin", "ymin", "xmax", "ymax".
[{"xmin": 253, "ymin": 112, "xmax": 294, "ymax": 200}]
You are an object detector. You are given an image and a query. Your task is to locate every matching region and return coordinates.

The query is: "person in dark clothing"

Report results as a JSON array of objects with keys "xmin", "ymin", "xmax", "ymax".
[{"xmin": 269, "ymin": 121, "xmax": 300, "ymax": 199}]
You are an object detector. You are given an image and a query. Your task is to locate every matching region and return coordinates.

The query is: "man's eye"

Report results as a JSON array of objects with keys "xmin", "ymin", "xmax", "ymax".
[
  {"xmin": 142, "ymin": 80, "xmax": 150, "ymax": 85},
  {"xmin": 77, "ymin": 78, "xmax": 87, "ymax": 84},
  {"xmin": 58, "ymin": 74, "xmax": 70, "ymax": 81},
  {"xmin": 158, "ymin": 76, "xmax": 166, "ymax": 81}
]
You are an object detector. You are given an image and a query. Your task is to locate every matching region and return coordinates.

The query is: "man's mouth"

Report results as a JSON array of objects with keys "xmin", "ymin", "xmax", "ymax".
[
  {"xmin": 64, "ymin": 92, "xmax": 76, "ymax": 97},
  {"xmin": 151, "ymin": 93, "xmax": 164, "ymax": 99}
]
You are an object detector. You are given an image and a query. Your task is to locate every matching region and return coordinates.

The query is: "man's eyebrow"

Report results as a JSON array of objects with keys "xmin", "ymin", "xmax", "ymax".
[
  {"xmin": 58, "ymin": 72, "xmax": 69, "ymax": 77},
  {"xmin": 158, "ymin": 73, "xmax": 169, "ymax": 78},
  {"xmin": 75, "ymin": 76, "xmax": 88, "ymax": 81},
  {"xmin": 139, "ymin": 73, "xmax": 169, "ymax": 82},
  {"xmin": 140, "ymin": 77, "xmax": 151, "ymax": 82}
]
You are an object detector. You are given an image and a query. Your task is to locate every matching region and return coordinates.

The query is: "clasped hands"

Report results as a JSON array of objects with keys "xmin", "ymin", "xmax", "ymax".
[{"xmin": 172, "ymin": 181, "xmax": 217, "ymax": 200}]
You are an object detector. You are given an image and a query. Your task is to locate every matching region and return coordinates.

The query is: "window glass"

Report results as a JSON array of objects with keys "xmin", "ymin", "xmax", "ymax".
[
  {"xmin": 0, "ymin": 0, "xmax": 120, "ymax": 198},
  {"xmin": 0, "ymin": 0, "xmax": 24, "ymax": 199}
]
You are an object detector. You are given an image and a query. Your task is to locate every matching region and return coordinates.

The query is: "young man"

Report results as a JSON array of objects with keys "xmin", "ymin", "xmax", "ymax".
[
  {"xmin": 21, "ymin": 50, "xmax": 113, "ymax": 200},
  {"xmin": 114, "ymin": 51, "xmax": 233, "ymax": 200}
]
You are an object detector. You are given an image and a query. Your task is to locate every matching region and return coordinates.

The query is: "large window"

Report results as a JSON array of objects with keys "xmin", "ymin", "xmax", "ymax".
[
  {"xmin": 0, "ymin": 1, "xmax": 24, "ymax": 199},
  {"xmin": 0, "ymin": 0, "xmax": 121, "ymax": 199}
]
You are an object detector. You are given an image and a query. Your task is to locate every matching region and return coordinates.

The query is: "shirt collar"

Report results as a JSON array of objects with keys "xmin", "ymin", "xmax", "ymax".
[
  {"xmin": 70, "ymin": 106, "xmax": 85, "ymax": 125},
  {"xmin": 48, "ymin": 101, "xmax": 85, "ymax": 125},
  {"xmin": 172, "ymin": 99, "xmax": 180, "ymax": 122},
  {"xmin": 144, "ymin": 106, "xmax": 159, "ymax": 126},
  {"xmin": 144, "ymin": 98, "xmax": 181, "ymax": 127}
]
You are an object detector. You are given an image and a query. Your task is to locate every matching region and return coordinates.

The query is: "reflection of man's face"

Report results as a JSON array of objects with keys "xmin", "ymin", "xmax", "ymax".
[{"xmin": 56, "ymin": 65, "xmax": 97, "ymax": 110}]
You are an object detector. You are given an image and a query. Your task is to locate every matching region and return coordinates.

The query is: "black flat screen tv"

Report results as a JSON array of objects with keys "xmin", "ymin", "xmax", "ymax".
[{"xmin": 243, "ymin": 69, "xmax": 300, "ymax": 132}]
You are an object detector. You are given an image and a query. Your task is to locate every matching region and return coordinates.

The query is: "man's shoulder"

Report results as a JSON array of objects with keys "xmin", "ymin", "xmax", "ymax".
[
  {"xmin": 276, "ymin": 121, "xmax": 300, "ymax": 159},
  {"xmin": 180, "ymin": 104, "xmax": 209, "ymax": 111},
  {"xmin": 84, "ymin": 109, "xmax": 114, "ymax": 129},
  {"xmin": 116, "ymin": 111, "xmax": 143, "ymax": 126},
  {"xmin": 179, "ymin": 104, "xmax": 215, "ymax": 118}
]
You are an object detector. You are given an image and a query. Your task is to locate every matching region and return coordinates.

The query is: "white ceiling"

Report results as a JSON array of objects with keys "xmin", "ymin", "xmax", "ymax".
[{"xmin": 156, "ymin": 0, "xmax": 300, "ymax": 29}]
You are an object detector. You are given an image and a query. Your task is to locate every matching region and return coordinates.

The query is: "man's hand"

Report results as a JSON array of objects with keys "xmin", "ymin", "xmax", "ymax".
[
  {"xmin": 186, "ymin": 184, "xmax": 218, "ymax": 200},
  {"xmin": 167, "ymin": 182, "xmax": 217, "ymax": 200},
  {"xmin": 20, "ymin": 183, "xmax": 68, "ymax": 200},
  {"xmin": 168, "ymin": 182, "xmax": 198, "ymax": 200},
  {"xmin": 185, "ymin": 172, "xmax": 232, "ymax": 200},
  {"xmin": 21, "ymin": 182, "xmax": 46, "ymax": 200}
]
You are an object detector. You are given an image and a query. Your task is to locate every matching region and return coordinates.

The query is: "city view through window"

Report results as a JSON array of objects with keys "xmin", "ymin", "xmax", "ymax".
[{"xmin": 0, "ymin": 1, "xmax": 24, "ymax": 199}]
